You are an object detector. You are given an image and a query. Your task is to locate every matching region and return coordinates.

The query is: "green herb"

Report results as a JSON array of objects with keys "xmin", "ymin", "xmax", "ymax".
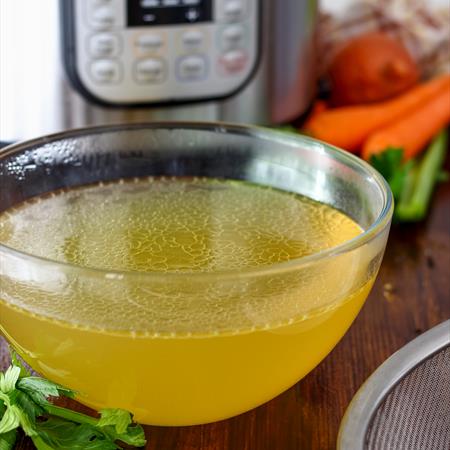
[
  {"xmin": 370, "ymin": 130, "xmax": 448, "ymax": 222},
  {"xmin": 272, "ymin": 125, "xmax": 299, "ymax": 135},
  {"xmin": 0, "ymin": 352, "xmax": 146, "ymax": 450},
  {"xmin": 369, "ymin": 147, "xmax": 414, "ymax": 200}
]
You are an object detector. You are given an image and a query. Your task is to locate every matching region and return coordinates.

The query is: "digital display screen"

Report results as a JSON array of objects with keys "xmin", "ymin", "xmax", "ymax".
[{"xmin": 127, "ymin": 0, "xmax": 213, "ymax": 27}]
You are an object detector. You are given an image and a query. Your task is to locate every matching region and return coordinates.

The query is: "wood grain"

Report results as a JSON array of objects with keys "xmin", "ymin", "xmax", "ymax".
[{"xmin": 1, "ymin": 171, "xmax": 449, "ymax": 450}]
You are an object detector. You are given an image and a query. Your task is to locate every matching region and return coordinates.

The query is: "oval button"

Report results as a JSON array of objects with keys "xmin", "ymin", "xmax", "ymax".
[
  {"xmin": 223, "ymin": 0, "xmax": 245, "ymax": 21},
  {"xmin": 176, "ymin": 55, "xmax": 207, "ymax": 81},
  {"xmin": 221, "ymin": 24, "xmax": 245, "ymax": 50},
  {"xmin": 90, "ymin": 6, "xmax": 116, "ymax": 29},
  {"xmin": 135, "ymin": 58, "xmax": 166, "ymax": 83},
  {"xmin": 136, "ymin": 34, "xmax": 164, "ymax": 53},
  {"xmin": 90, "ymin": 59, "xmax": 121, "ymax": 83},
  {"xmin": 89, "ymin": 33, "xmax": 121, "ymax": 57},
  {"xmin": 182, "ymin": 30, "xmax": 204, "ymax": 49},
  {"xmin": 219, "ymin": 50, "xmax": 248, "ymax": 75}
]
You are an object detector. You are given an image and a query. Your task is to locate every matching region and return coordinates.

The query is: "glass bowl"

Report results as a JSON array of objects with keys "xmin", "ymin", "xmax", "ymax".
[{"xmin": 0, "ymin": 123, "xmax": 393, "ymax": 426}]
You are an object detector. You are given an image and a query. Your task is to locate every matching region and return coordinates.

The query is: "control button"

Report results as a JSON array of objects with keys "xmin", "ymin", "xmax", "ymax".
[
  {"xmin": 89, "ymin": 33, "xmax": 121, "ymax": 57},
  {"xmin": 89, "ymin": 0, "xmax": 113, "ymax": 5},
  {"xmin": 135, "ymin": 34, "xmax": 164, "ymax": 53},
  {"xmin": 224, "ymin": 0, "xmax": 245, "ymax": 21},
  {"xmin": 90, "ymin": 59, "xmax": 121, "ymax": 83},
  {"xmin": 134, "ymin": 58, "xmax": 166, "ymax": 83},
  {"xmin": 176, "ymin": 55, "xmax": 207, "ymax": 81},
  {"xmin": 219, "ymin": 50, "xmax": 248, "ymax": 75},
  {"xmin": 221, "ymin": 24, "xmax": 245, "ymax": 50},
  {"xmin": 140, "ymin": 0, "xmax": 160, "ymax": 6},
  {"xmin": 89, "ymin": 5, "xmax": 116, "ymax": 29},
  {"xmin": 181, "ymin": 30, "xmax": 204, "ymax": 50}
]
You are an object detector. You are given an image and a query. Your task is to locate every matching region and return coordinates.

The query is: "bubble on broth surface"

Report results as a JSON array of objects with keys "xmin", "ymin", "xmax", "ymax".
[
  {"xmin": 0, "ymin": 178, "xmax": 364, "ymax": 334},
  {"xmin": 0, "ymin": 178, "xmax": 360, "ymax": 272}
]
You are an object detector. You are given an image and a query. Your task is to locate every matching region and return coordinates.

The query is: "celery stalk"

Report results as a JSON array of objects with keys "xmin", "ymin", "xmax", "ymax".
[{"xmin": 395, "ymin": 130, "xmax": 448, "ymax": 222}]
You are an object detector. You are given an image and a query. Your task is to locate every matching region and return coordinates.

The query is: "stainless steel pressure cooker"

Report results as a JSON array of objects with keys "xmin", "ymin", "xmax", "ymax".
[{"xmin": 0, "ymin": 0, "xmax": 317, "ymax": 141}]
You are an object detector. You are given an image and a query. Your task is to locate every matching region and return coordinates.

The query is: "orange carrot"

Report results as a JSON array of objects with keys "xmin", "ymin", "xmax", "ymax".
[
  {"xmin": 303, "ymin": 74, "xmax": 450, "ymax": 152},
  {"xmin": 362, "ymin": 84, "xmax": 450, "ymax": 160},
  {"xmin": 309, "ymin": 100, "xmax": 329, "ymax": 117},
  {"xmin": 303, "ymin": 100, "xmax": 329, "ymax": 130}
]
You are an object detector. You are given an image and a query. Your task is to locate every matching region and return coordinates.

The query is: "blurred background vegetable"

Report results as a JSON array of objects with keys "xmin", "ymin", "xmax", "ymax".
[
  {"xmin": 328, "ymin": 31, "xmax": 419, "ymax": 105},
  {"xmin": 303, "ymin": 75, "xmax": 450, "ymax": 152},
  {"xmin": 362, "ymin": 82, "xmax": 450, "ymax": 160},
  {"xmin": 287, "ymin": 0, "xmax": 450, "ymax": 223},
  {"xmin": 371, "ymin": 131, "xmax": 448, "ymax": 222},
  {"xmin": 318, "ymin": 0, "xmax": 450, "ymax": 81}
]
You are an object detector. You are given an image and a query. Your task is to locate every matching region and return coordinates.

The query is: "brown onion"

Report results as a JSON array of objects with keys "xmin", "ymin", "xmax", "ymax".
[{"xmin": 329, "ymin": 32, "xmax": 420, "ymax": 106}]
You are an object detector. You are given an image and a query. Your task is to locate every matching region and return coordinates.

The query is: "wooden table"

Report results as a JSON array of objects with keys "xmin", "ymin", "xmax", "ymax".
[{"xmin": 1, "ymin": 172, "xmax": 449, "ymax": 450}]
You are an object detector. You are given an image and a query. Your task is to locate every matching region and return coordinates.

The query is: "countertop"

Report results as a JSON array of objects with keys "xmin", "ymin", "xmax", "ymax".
[{"xmin": 1, "ymin": 165, "xmax": 449, "ymax": 450}]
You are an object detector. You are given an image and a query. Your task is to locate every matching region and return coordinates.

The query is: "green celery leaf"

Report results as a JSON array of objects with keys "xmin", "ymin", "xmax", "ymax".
[
  {"xmin": 369, "ymin": 147, "xmax": 413, "ymax": 200},
  {"xmin": 8, "ymin": 388, "xmax": 43, "ymax": 423},
  {"xmin": 10, "ymin": 404, "xmax": 36, "ymax": 437},
  {"xmin": 30, "ymin": 435, "xmax": 56, "ymax": 450},
  {"xmin": 0, "ymin": 429, "xmax": 17, "ymax": 450},
  {"xmin": 41, "ymin": 405, "xmax": 146, "ymax": 448},
  {"xmin": 97, "ymin": 409, "xmax": 146, "ymax": 446},
  {"xmin": 0, "ymin": 406, "xmax": 20, "ymax": 435},
  {"xmin": 0, "ymin": 393, "xmax": 9, "ymax": 409},
  {"xmin": 1, "ymin": 352, "xmax": 146, "ymax": 448},
  {"xmin": 97, "ymin": 408, "xmax": 146, "ymax": 446},
  {"xmin": 98, "ymin": 409, "xmax": 132, "ymax": 434},
  {"xmin": 100, "ymin": 423, "xmax": 147, "ymax": 447},
  {"xmin": 34, "ymin": 417, "xmax": 121, "ymax": 450},
  {"xmin": 10, "ymin": 350, "xmax": 32, "ymax": 378},
  {"xmin": 0, "ymin": 367, "xmax": 20, "ymax": 394},
  {"xmin": 17, "ymin": 377, "xmax": 75, "ymax": 407},
  {"xmin": 370, "ymin": 147, "xmax": 403, "ymax": 178},
  {"xmin": 389, "ymin": 160, "xmax": 415, "ymax": 201},
  {"xmin": 0, "ymin": 379, "xmax": 38, "ymax": 436}
]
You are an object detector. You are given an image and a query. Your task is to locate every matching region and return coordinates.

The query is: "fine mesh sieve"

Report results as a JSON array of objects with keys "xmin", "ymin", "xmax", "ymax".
[{"xmin": 338, "ymin": 320, "xmax": 450, "ymax": 450}]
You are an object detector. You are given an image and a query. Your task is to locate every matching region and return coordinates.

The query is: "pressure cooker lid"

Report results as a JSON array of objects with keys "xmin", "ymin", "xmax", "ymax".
[{"xmin": 338, "ymin": 320, "xmax": 450, "ymax": 450}]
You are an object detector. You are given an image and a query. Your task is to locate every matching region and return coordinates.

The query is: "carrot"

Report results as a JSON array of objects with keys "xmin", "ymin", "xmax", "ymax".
[
  {"xmin": 362, "ymin": 84, "xmax": 450, "ymax": 160},
  {"xmin": 303, "ymin": 74, "xmax": 450, "ymax": 152},
  {"xmin": 309, "ymin": 100, "xmax": 329, "ymax": 117},
  {"xmin": 303, "ymin": 100, "xmax": 328, "ymax": 130}
]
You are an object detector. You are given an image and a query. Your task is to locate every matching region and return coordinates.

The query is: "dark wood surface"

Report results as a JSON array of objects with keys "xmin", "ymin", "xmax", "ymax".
[{"xmin": 1, "ymin": 172, "xmax": 449, "ymax": 450}]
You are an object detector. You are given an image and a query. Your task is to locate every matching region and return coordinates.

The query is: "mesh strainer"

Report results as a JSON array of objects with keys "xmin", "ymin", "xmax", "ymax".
[{"xmin": 338, "ymin": 320, "xmax": 450, "ymax": 450}]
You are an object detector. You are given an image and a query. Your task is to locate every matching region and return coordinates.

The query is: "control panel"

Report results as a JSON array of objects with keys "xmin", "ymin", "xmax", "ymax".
[{"xmin": 62, "ymin": 0, "xmax": 260, "ymax": 105}]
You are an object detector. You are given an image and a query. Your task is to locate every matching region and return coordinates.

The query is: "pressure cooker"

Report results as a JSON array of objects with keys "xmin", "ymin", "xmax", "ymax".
[{"xmin": 0, "ymin": 0, "xmax": 317, "ymax": 141}]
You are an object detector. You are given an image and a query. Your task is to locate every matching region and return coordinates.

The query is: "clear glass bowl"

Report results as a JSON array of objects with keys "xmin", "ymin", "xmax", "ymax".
[{"xmin": 0, "ymin": 123, "xmax": 393, "ymax": 425}]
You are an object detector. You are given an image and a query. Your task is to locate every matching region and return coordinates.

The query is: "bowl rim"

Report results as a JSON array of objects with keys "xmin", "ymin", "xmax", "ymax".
[{"xmin": 0, "ymin": 121, "xmax": 394, "ymax": 281}]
